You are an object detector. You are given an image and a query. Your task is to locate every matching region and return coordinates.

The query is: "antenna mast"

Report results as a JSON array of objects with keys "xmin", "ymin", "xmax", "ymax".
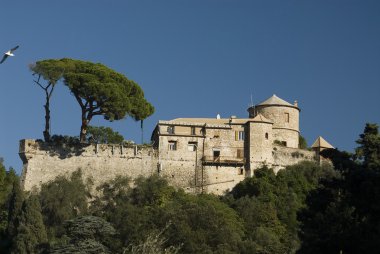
[{"xmin": 250, "ymin": 93, "xmax": 256, "ymax": 117}]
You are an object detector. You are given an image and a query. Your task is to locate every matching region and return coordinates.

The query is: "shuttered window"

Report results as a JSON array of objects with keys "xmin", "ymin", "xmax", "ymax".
[
  {"xmin": 237, "ymin": 149, "xmax": 244, "ymax": 158},
  {"xmin": 235, "ymin": 131, "xmax": 245, "ymax": 141},
  {"xmin": 168, "ymin": 141, "xmax": 177, "ymax": 151}
]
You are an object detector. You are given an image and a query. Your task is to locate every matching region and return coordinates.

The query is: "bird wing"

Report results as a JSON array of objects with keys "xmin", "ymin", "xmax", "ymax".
[
  {"xmin": 0, "ymin": 54, "xmax": 8, "ymax": 64},
  {"xmin": 10, "ymin": 45, "xmax": 19, "ymax": 52}
]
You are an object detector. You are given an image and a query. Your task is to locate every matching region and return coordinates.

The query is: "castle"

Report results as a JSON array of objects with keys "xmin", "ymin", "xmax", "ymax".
[{"xmin": 20, "ymin": 95, "xmax": 333, "ymax": 194}]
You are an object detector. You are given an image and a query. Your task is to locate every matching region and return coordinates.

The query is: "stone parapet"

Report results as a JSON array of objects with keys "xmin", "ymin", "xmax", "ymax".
[
  {"xmin": 19, "ymin": 139, "xmax": 157, "ymax": 192},
  {"xmin": 272, "ymin": 145, "xmax": 317, "ymax": 172}
]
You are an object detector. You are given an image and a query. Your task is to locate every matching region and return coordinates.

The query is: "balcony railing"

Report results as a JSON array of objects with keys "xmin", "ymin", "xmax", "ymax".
[{"xmin": 202, "ymin": 156, "xmax": 245, "ymax": 166}]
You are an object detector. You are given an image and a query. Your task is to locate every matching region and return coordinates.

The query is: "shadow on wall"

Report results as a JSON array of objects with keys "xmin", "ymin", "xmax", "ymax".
[{"xmin": 37, "ymin": 135, "xmax": 90, "ymax": 159}]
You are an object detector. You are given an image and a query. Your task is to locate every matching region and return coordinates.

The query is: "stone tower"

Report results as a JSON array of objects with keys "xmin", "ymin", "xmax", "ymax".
[
  {"xmin": 248, "ymin": 94, "xmax": 300, "ymax": 148},
  {"xmin": 247, "ymin": 114, "xmax": 274, "ymax": 174}
]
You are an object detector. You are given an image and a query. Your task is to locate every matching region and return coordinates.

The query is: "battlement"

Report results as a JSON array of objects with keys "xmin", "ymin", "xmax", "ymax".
[
  {"xmin": 19, "ymin": 139, "xmax": 156, "ymax": 158},
  {"xmin": 19, "ymin": 139, "xmax": 158, "ymax": 192}
]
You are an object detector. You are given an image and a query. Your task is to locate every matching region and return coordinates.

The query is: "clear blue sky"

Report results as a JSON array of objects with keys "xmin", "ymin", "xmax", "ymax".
[{"xmin": 1, "ymin": 0, "xmax": 379, "ymax": 173}]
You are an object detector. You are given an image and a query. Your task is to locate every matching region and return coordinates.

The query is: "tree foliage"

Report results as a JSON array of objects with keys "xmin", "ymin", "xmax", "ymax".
[
  {"xmin": 0, "ymin": 159, "xmax": 17, "ymax": 239},
  {"xmin": 0, "ymin": 166, "xmax": 19, "ymax": 253},
  {"xmin": 50, "ymin": 216, "xmax": 116, "ymax": 254},
  {"xmin": 30, "ymin": 59, "xmax": 66, "ymax": 142},
  {"xmin": 298, "ymin": 123, "xmax": 380, "ymax": 253},
  {"xmin": 163, "ymin": 193, "xmax": 245, "ymax": 254},
  {"xmin": 299, "ymin": 135, "xmax": 308, "ymax": 149},
  {"xmin": 125, "ymin": 224, "xmax": 182, "ymax": 254},
  {"xmin": 11, "ymin": 194, "xmax": 47, "ymax": 254},
  {"xmin": 229, "ymin": 162, "xmax": 336, "ymax": 253},
  {"xmin": 57, "ymin": 58, "xmax": 154, "ymax": 142},
  {"xmin": 39, "ymin": 170, "xmax": 91, "ymax": 239},
  {"xmin": 30, "ymin": 58, "xmax": 154, "ymax": 142},
  {"xmin": 7, "ymin": 181, "xmax": 24, "ymax": 243},
  {"xmin": 86, "ymin": 125, "xmax": 124, "ymax": 144},
  {"xmin": 356, "ymin": 123, "xmax": 380, "ymax": 170},
  {"xmin": 92, "ymin": 175, "xmax": 245, "ymax": 253}
]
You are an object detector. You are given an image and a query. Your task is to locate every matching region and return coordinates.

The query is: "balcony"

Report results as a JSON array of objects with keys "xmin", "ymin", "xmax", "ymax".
[{"xmin": 202, "ymin": 156, "xmax": 245, "ymax": 166}]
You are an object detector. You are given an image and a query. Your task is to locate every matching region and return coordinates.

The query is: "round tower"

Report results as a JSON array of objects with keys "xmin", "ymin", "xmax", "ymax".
[{"xmin": 247, "ymin": 94, "xmax": 300, "ymax": 148}]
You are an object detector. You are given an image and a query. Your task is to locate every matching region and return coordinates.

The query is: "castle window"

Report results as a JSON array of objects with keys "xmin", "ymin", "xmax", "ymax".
[
  {"xmin": 190, "ymin": 127, "xmax": 196, "ymax": 135},
  {"xmin": 168, "ymin": 141, "xmax": 177, "ymax": 151},
  {"xmin": 265, "ymin": 133, "xmax": 269, "ymax": 139},
  {"xmin": 213, "ymin": 149, "xmax": 220, "ymax": 159},
  {"xmin": 285, "ymin": 113, "xmax": 290, "ymax": 123},
  {"xmin": 167, "ymin": 126, "xmax": 175, "ymax": 134},
  {"xmin": 235, "ymin": 131, "xmax": 245, "ymax": 141},
  {"xmin": 237, "ymin": 149, "xmax": 244, "ymax": 158},
  {"xmin": 188, "ymin": 142, "xmax": 197, "ymax": 151}
]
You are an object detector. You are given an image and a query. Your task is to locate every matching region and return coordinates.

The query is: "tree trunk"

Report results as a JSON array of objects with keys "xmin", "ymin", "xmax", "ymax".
[
  {"xmin": 80, "ymin": 118, "xmax": 88, "ymax": 143},
  {"xmin": 80, "ymin": 108, "xmax": 92, "ymax": 143},
  {"xmin": 43, "ymin": 92, "xmax": 51, "ymax": 142}
]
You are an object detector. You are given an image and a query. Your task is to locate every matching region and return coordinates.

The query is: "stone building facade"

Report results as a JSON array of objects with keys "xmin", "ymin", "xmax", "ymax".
[{"xmin": 20, "ymin": 95, "xmax": 332, "ymax": 195}]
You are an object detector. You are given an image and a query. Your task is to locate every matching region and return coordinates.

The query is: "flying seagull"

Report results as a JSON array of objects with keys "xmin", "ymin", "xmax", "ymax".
[{"xmin": 0, "ymin": 45, "xmax": 19, "ymax": 64}]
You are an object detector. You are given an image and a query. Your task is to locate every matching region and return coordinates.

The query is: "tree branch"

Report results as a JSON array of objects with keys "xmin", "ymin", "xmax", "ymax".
[
  {"xmin": 91, "ymin": 110, "xmax": 103, "ymax": 116},
  {"xmin": 85, "ymin": 103, "xmax": 100, "ymax": 113},
  {"xmin": 74, "ymin": 94, "xmax": 85, "ymax": 108},
  {"xmin": 47, "ymin": 82, "xmax": 55, "ymax": 99},
  {"xmin": 33, "ymin": 79, "xmax": 47, "ymax": 91}
]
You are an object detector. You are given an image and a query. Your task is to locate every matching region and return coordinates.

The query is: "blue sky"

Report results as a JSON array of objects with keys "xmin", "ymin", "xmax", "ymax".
[{"xmin": 1, "ymin": 0, "xmax": 379, "ymax": 173}]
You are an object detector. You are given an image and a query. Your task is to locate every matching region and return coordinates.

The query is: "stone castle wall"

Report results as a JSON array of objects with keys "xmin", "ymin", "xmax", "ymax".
[
  {"xmin": 19, "ymin": 139, "xmax": 319, "ymax": 195},
  {"xmin": 19, "ymin": 139, "xmax": 158, "ymax": 192},
  {"xmin": 272, "ymin": 145, "xmax": 316, "ymax": 173}
]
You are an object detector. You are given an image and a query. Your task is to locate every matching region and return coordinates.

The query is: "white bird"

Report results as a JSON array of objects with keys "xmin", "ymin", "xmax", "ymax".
[{"xmin": 0, "ymin": 45, "xmax": 19, "ymax": 64}]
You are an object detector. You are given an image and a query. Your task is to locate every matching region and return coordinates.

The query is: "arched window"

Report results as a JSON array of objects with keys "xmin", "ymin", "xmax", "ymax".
[{"xmin": 265, "ymin": 133, "xmax": 269, "ymax": 139}]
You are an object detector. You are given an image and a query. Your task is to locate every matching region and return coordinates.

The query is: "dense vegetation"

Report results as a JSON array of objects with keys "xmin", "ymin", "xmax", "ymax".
[{"xmin": 0, "ymin": 123, "xmax": 379, "ymax": 253}]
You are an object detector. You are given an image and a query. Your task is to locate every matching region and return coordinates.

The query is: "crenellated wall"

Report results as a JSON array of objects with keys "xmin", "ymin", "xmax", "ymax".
[
  {"xmin": 19, "ymin": 139, "xmax": 319, "ymax": 195},
  {"xmin": 19, "ymin": 139, "xmax": 158, "ymax": 192}
]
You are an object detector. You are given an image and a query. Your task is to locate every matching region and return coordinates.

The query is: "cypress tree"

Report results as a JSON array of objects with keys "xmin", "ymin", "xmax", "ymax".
[
  {"xmin": 0, "ymin": 163, "xmax": 18, "ymax": 252},
  {"xmin": 356, "ymin": 123, "xmax": 380, "ymax": 170},
  {"xmin": 7, "ymin": 181, "xmax": 24, "ymax": 240},
  {"xmin": 11, "ymin": 194, "xmax": 47, "ymax": 254}
]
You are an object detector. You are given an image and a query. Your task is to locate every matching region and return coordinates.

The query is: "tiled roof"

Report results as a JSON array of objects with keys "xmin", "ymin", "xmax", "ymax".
[
  {"xmin": 249, "ymin": 114, "xmax": 273, "ymax": 124},
  {"xmin": 311, "ymin": 136, "xmax": 334, "ymax": 149},
  {"xmin": 163, "ymin": 118, "xmax": 250, "ymax": 125},
  {"xmin": 257, "ymin": 94, "xmax": 294, "ymax": 107}
]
